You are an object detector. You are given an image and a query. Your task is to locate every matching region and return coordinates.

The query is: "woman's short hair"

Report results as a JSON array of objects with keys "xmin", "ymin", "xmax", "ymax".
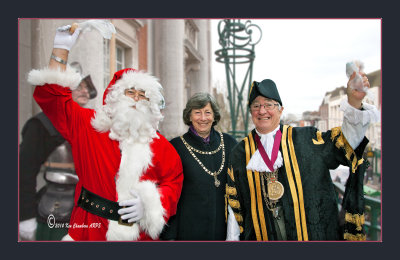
[{"xmin": 183, "ymin": 92, "xmax": 221, "ymax": 126}]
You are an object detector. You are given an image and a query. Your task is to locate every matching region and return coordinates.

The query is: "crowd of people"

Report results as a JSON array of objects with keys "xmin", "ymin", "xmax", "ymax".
[{"xmin": 19, "ymin": 23, "xmax": 379, "ymax": 241}]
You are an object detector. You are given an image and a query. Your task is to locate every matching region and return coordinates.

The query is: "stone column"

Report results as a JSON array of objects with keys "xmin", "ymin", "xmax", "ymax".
[
  {"xmin": 193, "ymin": 19, "xmax": 212, "ymax": 94},
  {"xmin": 19, "ymin": 19, "xmax": 33, "ymax": 137},
  {"xmin": 109, "ymin": 32, "xmax": 116, "ymax": 78},
  {"xmin": 153, "ymin": 20, "xmax": 186, "ymax": 140},
  {"xmin": 146, "ymin": 19, "xmax": 154, "ymax": 75}
]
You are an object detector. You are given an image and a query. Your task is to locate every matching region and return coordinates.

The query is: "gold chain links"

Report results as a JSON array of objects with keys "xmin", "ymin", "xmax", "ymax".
[
  {"xmin": 180, "ymin": 131, "xmax": 225, "ymax": 187},
  {"xmin": 260, "ymin": 170, "xmax": 278, "ymax": 211}
]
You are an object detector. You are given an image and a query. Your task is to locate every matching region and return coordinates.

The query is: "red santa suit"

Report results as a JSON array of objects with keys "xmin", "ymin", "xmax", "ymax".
[{"xmin": 28, "ymin": 66, "xmax": 183, "ymax": 241}]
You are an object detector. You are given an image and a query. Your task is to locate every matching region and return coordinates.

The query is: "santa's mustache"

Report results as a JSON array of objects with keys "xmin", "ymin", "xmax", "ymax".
[
  {"xmin": 107, "ymin": 98, "xmax": 156, "ymax": 143},
  {"xmin": 91, "ymin": 93, "xmax": 162, "ymax": 144}
]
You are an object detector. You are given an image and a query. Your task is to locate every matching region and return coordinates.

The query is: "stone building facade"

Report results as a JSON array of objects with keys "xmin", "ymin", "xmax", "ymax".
[{"xmin": 18, "ymin": 18, "xmax": 213, "ymax": 141}]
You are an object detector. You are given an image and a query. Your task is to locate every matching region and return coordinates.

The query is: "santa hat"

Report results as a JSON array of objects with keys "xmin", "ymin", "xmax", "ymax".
[{"xmin": 102, "ymin": 68, "xmax": 164, "ymax": 108}]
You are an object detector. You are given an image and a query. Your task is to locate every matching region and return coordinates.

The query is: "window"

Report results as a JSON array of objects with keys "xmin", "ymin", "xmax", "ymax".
[
  {"xmin": 116, "ymin": 45, "xmax": 125, "ymax": 71},
  {"xmin": 103, "ymin": 39, "xmax": 110, "ymax": 89}
]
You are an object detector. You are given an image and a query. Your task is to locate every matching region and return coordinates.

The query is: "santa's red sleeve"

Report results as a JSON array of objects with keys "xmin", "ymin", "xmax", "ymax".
[
  {"xmin": 136, "ymin": 133, "xmax": 184, "ymax": 239},
  {"xmin": 28, "ymin": 66, "xmax": 83, "ymax": 141}
]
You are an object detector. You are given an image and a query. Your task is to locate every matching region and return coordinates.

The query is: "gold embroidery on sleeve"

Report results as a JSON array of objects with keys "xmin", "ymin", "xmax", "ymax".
[
  {"xmin": 344, "ymin": 233, "xmax": 366, "ymax": 241},
  {"xmin": 331, "ymin": 127, "xmax": 341, "ymax": 141},
  {"xmin": 357, "ymin": 158, "xmax": 364, "ymax": 166},
  {"xmin": 226, "ymin": 186, "xmax": 237, "ymax": 196},
  {"xmin": 228, "ymin": 166, "xmax": 235, "ymax": 182},
  {"xmin": 345, "ymin": 212, "xmax": 365, "ymax": 231},
  {"xmin": 225, "ymin": 194, "xmax": 228, "ymax": 223},
  {"xmin": 312, "ymin": 131, "xmax": 325, "ymax": 145},
  {"xmin": 234, "ymin": 212, "xmax": 243, "ymax": 223},
  {"xmin": 331, "ymin": 126, "xmax": 362, "ymax": 173},
  {"xmin": 228, "ymin": 198, "xmax": 241, "ymax": 209}
]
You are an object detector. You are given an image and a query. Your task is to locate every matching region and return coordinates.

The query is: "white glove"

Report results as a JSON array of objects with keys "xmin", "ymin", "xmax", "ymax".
[
  {"xmin": 118, "ymin": 189, "xmax": 144, "ymax": 223},
  {"xmin": 19, "ymin": 218, "xmax": 38, "ymax": 241},
  {"xmin": 53, "ymin": 25, "xmax": 81, "ymax": 51}
]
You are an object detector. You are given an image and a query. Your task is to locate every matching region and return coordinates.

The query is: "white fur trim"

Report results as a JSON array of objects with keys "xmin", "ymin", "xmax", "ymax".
[
  {"xmin": 106, "ymin": 70, "xmax": 164, "ymax": 111},
  {"xmin": 116, "ymin": 141, "xmax": 153, "ymax": 201},
  {"xmin": 61, "ymin": 234, "xmax": 74, "ymax": 241},
  {"xmin": 106, "ymin": 140, "xmax": 158, "ymax": 241},
  {"xmin": 106, "ymin": 220, "xmax": 141, "ymax": 241},
  {"xmin": 91, "ymin": 105, "xmax": 112, "ymax": 133},
  {"xmin": 27, "ymin": 65, "xmax": 82, "ymax": 90},
  {"xmin": 136, "ymin": 181, "xmax": 166, "ymax": 239}
]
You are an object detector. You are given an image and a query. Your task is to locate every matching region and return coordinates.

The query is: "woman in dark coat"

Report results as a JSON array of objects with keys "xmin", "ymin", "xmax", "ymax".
[{"xmin": 161, "ymin": 93, "xmax": 237, "ymax": 240}]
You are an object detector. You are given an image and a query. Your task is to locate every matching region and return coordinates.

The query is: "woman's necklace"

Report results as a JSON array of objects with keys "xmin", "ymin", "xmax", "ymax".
[{"xmin": 180, "ymin": 131, "xmax": 225, "ymax": 187}]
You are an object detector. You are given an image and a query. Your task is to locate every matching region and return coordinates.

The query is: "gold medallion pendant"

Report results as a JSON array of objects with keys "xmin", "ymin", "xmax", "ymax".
[
  {"xmin": 267, "ymin": 181, "xmax": 284, "ymax": 200},
  {"xmin": 261, "ymin": 170, "xmax": 284, "ymax": 219},
  {"xmin": 213, "ymin": 173, "xmax": 220, "ymax": 187}
]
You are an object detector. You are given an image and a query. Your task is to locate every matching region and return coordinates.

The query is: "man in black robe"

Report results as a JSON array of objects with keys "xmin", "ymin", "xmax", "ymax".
[{"xmin": 225, "ymin": 74, "xmax": 379, "ymax": 241}]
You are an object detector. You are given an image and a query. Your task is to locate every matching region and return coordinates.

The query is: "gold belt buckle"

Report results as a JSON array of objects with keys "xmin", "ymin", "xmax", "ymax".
[
  {"xmin": 118, "ymin": 206, "xmax": 134, "ymax": 226},
  {"xmin": 118, "ymin": 217, "xmax": 134, "ymax": 226}
]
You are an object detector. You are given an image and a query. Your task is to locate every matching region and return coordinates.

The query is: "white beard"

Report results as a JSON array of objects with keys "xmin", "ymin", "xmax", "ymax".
[{"xmin": 92, "ymin": 96, "xmax": 161, "ymax": 145}]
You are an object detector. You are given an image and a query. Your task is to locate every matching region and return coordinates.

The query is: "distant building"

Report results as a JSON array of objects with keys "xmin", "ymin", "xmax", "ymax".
[
  {"xmin": 281, "ymin": 113, "xmax": 300, "ymax": 127},
  {"xmin": 300, "ymin": 111, "xmax": 320, "ymax": 127},
  {"xmin": 316, "ymin": 70, "xmax": 381, "ymax": 151},
  {"xmin": 327, "ymin": 86, "xmax": 347, "ymax": 130},
  {"xmin": 362, "ymin": 70, "xmax": 382, "ymax": 151},
  {"xmin": 317, "ymin": 95, "xmax": 329, "ymax": 132}
]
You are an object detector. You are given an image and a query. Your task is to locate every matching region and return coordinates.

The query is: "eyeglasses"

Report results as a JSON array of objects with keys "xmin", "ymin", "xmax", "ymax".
[
  {"xmin": 124, "ymin": 89, "xmax": 148, "ymax": 101},
  {"xmin": 250, "ymin": 102, "xmax": 280, "ymax": 111}
]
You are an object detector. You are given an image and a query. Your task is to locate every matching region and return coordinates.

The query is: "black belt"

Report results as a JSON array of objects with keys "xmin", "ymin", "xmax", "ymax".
[{"xmin": 77, "ymin": 186, "xmax": 133, "ymax": 226}]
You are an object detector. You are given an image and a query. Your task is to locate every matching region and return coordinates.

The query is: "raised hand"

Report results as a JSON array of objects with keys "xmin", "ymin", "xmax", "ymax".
[
  {"xmin": 53, "ymin": 25, "xmax": 81, "ymax": 51},
  {"xmin": 347, "ymin": 71, "xmax": 370, "ymax": 109}
]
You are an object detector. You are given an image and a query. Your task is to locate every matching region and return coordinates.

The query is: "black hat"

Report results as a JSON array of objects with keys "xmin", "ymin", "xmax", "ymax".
[{"xmin": 248, "ymin": 79, "xmax": 282, "ymax": 107}]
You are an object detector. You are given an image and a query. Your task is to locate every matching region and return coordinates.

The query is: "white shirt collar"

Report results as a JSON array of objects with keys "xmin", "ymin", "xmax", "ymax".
[{"xmin": 247, "ymin": 125, "xmax": 283, "ymax": 172}]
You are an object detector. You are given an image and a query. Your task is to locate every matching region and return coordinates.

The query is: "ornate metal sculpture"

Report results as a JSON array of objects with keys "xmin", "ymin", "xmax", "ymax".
[{"xmin": 215, "ymin": 19, "xmax": 262, "ymax": 138}]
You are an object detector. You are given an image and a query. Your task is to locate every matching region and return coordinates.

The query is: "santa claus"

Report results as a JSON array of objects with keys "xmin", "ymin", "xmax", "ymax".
[{"xmin": 26, "ymin": 24, "xmax": 184, "ymax": 241}]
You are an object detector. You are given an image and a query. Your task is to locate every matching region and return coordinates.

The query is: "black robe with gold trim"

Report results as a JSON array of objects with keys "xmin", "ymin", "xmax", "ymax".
[
  {"xmin": 161, "ymin": 128, "xmax": 238, "ymax": 240},
  {"xmin": 226, "ymin": 124, "xmax": 368, "ymax": 241}
]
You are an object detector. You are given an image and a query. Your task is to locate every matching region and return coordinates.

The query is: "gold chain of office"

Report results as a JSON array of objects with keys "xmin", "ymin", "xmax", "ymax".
[
  {"xmin": 260, "ymin": 169, "xmax": 285, "ymax": 219},
  {"xmin": 180, "ymin": 131, "xmax": 225, "ymax": 187}
]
